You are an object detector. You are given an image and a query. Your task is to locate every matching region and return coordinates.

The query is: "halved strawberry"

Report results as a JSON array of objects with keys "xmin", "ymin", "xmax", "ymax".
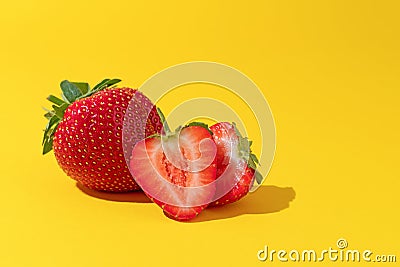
[
  {"xmin": 209, "ymin": 122, "xmax": 262, "ymax": 206},
  {"xmin": 129, "ymin": 115, "xmax": 217, "ymax": 221}
]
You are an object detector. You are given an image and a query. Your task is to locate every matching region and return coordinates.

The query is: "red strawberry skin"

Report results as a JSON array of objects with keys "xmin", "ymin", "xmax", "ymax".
[
  {"xmin": 211, "ymin": 166, "xmax": 254, "ymax": 206},
  {"xmin": 130, "ymin": 126, "xmax": 217, "ymax": 221},
  {"xmin": 209, "ymin": 122, "xmax": 255, "ymax": 206},
  {"xmin": 53, "ymin": 87, "xmax": 162, "ymax": 192}
]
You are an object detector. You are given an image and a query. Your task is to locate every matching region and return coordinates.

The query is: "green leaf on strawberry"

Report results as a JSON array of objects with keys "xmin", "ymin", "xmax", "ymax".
[
  {"xmin": 71, "ymin": 82, "xmax": 90, "ymax": 95},
  {"xmin": 46, "ymin": 95, "xmax": 65, "ymax": 106},
  {"xmin": 60, "ymin": 80, "xmax": 83, "ymax": 103},
  {"xmin": 42, "ymin": 78, "xmax": 122, "ymax": 155}
]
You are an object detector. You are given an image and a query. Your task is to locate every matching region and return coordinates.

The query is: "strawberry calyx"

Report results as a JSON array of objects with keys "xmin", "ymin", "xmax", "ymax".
[
  {"xmin": 231, "ymin": 122, "xmax": 263, "ymax": 185},
  {"xmin": 42, "ymin": 78, "xmax": 122, "ymax": 155}
]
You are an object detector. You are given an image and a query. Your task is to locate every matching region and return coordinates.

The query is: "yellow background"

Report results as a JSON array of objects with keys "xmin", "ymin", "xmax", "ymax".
[{"xmin": 1, "ymin": 0, "xmax": 399, "ymax": 266}]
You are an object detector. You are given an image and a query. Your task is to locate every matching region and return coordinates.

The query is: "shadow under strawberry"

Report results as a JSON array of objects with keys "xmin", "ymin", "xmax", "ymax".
[
  {"xmin": 76, "ymin": 182, "xmax": 152, "ymax": 203},
  {"xmin": 189, "ymin": 185, "xmax": 296, "ymax": 223}
]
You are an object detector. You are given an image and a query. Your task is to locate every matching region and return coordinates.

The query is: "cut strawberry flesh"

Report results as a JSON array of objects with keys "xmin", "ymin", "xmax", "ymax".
[{"xmin": 130, "ymin": 126, "xmax": 217, "ymax": 220}]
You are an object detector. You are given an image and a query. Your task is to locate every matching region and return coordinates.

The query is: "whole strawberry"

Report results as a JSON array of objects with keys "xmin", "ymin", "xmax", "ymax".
[
  {"xmin": 209, "ymin": 122, "xmax": 263, "ymax": 206},
  {"xmin": 42, "ymin": 79, "xmax": 162, "ymax": 192}
]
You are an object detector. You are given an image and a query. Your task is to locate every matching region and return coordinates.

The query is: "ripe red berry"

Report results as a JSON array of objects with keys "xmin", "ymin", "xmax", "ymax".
[
  {"xmin": 42, "ymin": 79, "xmax": 162, "ymax": 192},
  {"xmin": 209, "ymin": 122, "xmax": 262, "ymax": 206}
]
